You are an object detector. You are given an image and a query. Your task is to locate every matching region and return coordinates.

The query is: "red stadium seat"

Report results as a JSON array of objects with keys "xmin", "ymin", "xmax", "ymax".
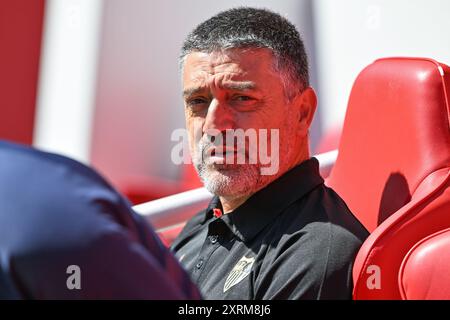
[
  {"xmin": 327, "ymin": 57, "xmax": 450, "ymax": 299},
  {"xmin": 399, "ymin": 228, "xmax": 450, "ymax": 299}
]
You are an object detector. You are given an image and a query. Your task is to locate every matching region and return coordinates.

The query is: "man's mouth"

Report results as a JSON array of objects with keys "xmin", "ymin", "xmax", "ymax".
[{"xmin": 204, "ymin": 147, "xmax": 243, "ymax": 165}]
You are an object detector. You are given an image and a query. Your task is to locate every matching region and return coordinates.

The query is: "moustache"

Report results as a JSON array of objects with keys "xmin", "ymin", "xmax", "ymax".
[{"xmin": 198, "ymin": 138, "xmax": 249, "ymax": 165}]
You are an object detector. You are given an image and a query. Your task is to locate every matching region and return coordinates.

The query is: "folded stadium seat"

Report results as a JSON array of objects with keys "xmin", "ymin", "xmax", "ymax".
[
  {"xmin": 399, "ymin": 228, "xmax": 450, "ymax": 299},
  {"xmin": 326, "ymin": 57, "xmax": 450, "ymax": 299}
]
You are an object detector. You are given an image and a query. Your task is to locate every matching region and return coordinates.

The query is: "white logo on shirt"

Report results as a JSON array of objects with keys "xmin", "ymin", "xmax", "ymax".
[{"xmin": 223, "ymin": 256, "xmax": 255, "ymax": 292}]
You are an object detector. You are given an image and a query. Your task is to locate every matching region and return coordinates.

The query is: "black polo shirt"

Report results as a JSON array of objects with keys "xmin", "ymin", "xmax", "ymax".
[{"xmin": 171, "ymin": 158, "xmax": 369, "ymax": 300}]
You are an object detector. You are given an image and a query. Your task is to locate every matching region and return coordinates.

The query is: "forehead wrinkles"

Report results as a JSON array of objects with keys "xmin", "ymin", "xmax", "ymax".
[
  {"xmin": 183, "ymin": 49, "xmax": 279, "ymax": 93},
  {"xmin": 190, "ymin": 58, "xmax": 246, "ymax": 89}
]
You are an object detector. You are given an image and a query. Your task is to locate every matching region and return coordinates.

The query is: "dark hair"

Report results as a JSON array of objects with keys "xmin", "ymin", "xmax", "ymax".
[{"xmin": 180, "ymin": 7, "xmax": 309, "ymax": 94}]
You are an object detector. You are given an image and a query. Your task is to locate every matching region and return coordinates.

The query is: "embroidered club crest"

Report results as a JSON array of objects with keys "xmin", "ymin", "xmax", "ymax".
[{"xmin": 223, "ymin": 256, "xmax": 255, "ymax": 292}]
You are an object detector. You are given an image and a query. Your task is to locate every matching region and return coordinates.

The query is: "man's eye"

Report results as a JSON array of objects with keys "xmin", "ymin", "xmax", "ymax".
[
  {"xmin": 187, "ymin": 98, "xmax": 208, "ymax": 106},
  {"xmin": 234, "ymin": 95, "xmax": 253, "ymax": 101}
]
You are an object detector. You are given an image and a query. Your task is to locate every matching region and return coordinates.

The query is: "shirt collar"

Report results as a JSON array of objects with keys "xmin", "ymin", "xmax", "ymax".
[{"xmin": 202, "ymin": 157, "xmax": 324, "ymax": 242}]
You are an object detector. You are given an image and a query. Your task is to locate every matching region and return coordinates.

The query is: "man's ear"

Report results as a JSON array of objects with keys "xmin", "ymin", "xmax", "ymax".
[{"xmin": 295, "ymin": 87, "xmax": 317, "ymax": 136}]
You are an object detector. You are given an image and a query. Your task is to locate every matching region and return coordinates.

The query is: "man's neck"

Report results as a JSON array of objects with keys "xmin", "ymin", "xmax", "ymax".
[{"xmin": 219, "ymin": 194, "xmax": 251, "ymax": 214}]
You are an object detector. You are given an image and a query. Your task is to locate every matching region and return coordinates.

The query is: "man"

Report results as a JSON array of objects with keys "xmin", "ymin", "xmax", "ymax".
[
  {"xmin": 0, "ymin": 140, "xmax": 200, "ymax": 299},
  {"xmin": 171, "ymin": 7, "xmax": 369, "ymax": 299}
]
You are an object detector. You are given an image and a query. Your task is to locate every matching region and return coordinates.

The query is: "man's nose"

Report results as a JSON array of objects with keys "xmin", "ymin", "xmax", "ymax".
[{"xmin": 202, "ymin": 99, "xmax": 235, "ymax": 133}]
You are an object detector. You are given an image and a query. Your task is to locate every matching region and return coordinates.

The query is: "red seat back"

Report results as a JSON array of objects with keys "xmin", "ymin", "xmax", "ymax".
[
  {"xmin": 328, "ymin": 57, "xmax": 450, "ymax": 232},
  {"xmin": 327, "ymin": 57, "xmax": 450, "ymax": 299},
  {"xmin": 399, "ymin": 228, "xmax": 450, "ymax": 299}
]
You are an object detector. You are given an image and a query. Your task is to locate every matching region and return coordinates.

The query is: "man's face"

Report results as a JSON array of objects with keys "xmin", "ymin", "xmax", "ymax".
[{"xmin": 182, "ymin": 48, "xmax": 306, "ymax": 198}]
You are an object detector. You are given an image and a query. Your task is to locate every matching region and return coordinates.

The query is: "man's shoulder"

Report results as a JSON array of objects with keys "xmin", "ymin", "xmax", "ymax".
[
  {"xmin": 255, "ymin": 195, "xmax": 367, "ymax": 299},
  {"xmin": 300, "ymin": 220, "xmax": 366, "ymax": 262},
  {"xmin": 270, "ymin": 219, "xmax": 365, "ymax": 263},
  {"xmin": 286, "ymin": 183, "xmax": 369, "ymax": 242},
  {"xmin": 268, "ymin": 183, "xmax": 369, "ymax": 263},
  {"xmin": 258, "ymin": 191, "xmax": 368, "ymax": 299}
]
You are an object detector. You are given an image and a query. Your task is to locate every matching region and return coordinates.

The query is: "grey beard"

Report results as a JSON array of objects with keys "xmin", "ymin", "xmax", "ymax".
[
  {"xmin": 191, "ymin": 114, "xmax": 297, "ymax": 198},
  {"xmin": 195, "ymin": 161, "xmax": 262, "ymax": 198},
  {"xmin": 192, "ymin": 137, "xmax": 264, "ymax": 198}
]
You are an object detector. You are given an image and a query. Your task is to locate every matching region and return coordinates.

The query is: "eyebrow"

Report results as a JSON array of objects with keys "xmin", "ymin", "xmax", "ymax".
[{"xmin": 182, "ymin": 81, "xmax": 257, "ymax": 98}]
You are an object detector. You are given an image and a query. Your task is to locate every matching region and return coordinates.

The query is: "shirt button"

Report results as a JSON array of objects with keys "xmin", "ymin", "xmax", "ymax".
[
  {"xmin": 196, "ymin": 259, "xmax": 204, "ymax": 269},
  {"xmin": 210, "ymin": 235, "xmax": 218, "ymax": 244}
]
